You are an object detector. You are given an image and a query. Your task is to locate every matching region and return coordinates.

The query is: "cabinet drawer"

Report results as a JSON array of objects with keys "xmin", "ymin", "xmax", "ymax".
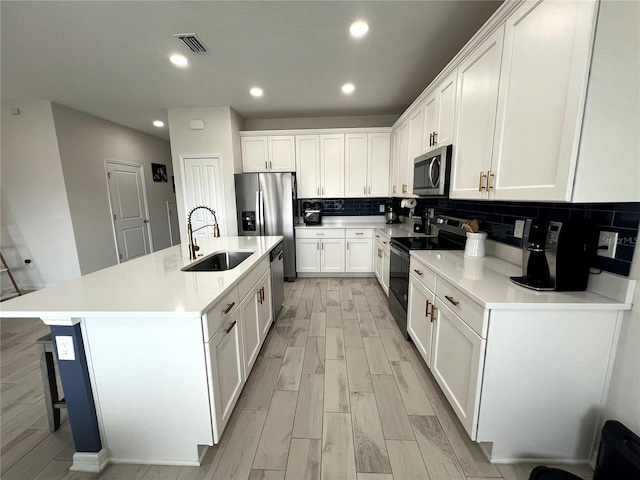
[
  {"xmin": 346, "ymin": 228, "xmax": 373, "ymax": 239},
  {"xmin": 436, "ymin": 278, "xmax": 485, "ymax": 337},
  {"xmin": 374, "ymin": 232, "xmax": 391, "ymax": 249},
  {"xmin": 237, "ymin": 255, "xmax": 269, "ymax": 300},
  {"xmin": 296, "ymin": 228, "xmax": 345, "ymax": 239},
  {"xmin": 202, "ymin": 288, "xmax": 240, "ymax": 342},
  {"xmin": 409, "ymin": 257, "xmax": 436, "ymax": 292}
]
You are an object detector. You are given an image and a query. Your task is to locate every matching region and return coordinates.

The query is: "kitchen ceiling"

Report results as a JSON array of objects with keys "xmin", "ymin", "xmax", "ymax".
[{"xmin": 1, "ymin": 1, "xmax": 502, "ymax": 140}]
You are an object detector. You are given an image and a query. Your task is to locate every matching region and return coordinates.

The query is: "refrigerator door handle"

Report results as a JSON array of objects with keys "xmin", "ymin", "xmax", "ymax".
[{"xmin": 258, "ymin": 190, "xmax": 265, "ymax": 235}]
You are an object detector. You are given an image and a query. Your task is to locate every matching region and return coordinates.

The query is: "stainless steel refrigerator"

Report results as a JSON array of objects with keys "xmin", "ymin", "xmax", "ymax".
[{"xmin": 234, "ymin": 173, "xmax": 297, "ymax": 281}]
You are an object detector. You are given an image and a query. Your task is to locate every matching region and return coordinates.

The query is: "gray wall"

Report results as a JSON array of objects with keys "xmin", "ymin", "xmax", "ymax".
[
  {"xmin": 51, "ymin": 103, "xmax": 175, "ymax": 275},
  {"xmin": 1, "ymin": 101, "xmax": 81, "ymax": 291}
]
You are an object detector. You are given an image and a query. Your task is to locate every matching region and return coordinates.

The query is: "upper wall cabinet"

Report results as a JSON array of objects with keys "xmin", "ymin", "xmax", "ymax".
[
  {"xmin": 345, "ymin": 133, "xmax": 391, "ymax": 198},
  {"xmin": 450, "ymin": 26, "xmax": 505, "ymax": 200},
  {"xmin": 423, "ymin": 71, "xmax": 457, "ymax": 150},
  {"xmin": 391, "ymin": 120, "xmax": 410, "ymax": 196},
  {"xmin": 241, "ymin": 135, "xmax": 295, "ymax": 173},
  {"xmin": 487, "ymin": 0, "xmax": 598, "ymax": 201},
  {"xmin": 296, "ymin": 134, "xmax": 345, "ymax": 198}
]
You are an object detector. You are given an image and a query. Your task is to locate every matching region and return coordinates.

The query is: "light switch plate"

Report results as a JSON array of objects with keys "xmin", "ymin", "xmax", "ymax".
[
  {"xmin": 597, "ymin": 231, "xmax": 618, "ymax": 259},
  {"xmin": 379, "ymin": 205, "xmax": 385, "ymax": 213},
  {"xmin": 513, "ymin": 220, "xmax": 525, "ymax": 239},
  {"xmin": 55, "ymin": 336, "xmax": 76, "ymax": 361}
]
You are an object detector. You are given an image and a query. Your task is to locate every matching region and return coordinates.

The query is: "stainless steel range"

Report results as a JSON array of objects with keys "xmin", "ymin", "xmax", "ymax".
[{"xmin": 388, "ymin": 215, "xmax": 470, "ymax": 338}]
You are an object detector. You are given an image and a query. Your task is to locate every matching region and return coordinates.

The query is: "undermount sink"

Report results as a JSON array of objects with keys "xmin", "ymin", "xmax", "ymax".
[{"xmin": 181, "ymin": 250, "xmax": 254, "ymax": 272}]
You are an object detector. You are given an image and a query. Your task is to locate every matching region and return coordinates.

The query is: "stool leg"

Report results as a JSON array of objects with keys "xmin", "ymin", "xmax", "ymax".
[{"xmin": 38, "ymin": 343, "xmax": 61, "ymax": 432}]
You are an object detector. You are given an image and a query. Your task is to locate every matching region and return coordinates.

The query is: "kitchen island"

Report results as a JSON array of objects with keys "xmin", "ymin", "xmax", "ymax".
[{"xmin": 0, "ymin": 235, "xmax": 283, "ymax": 471}]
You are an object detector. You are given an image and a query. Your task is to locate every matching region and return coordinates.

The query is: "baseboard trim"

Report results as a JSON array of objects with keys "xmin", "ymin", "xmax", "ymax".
[
  {"xmin": 296, "ymin": 272, "xmax": 375, "ymax": 278},
  {"xmin": 70, "ymin": 448, "xmax": 109, "ymax": 473}
]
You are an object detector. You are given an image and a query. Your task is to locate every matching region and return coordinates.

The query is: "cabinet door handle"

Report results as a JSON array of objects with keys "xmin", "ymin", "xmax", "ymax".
[
  {"xmin": 347, "ymin": 241, "xmax": 349, "ymax": 250},
  {"xmin": 393, "ymin": 185, "xmax": 397, "ymax": 193},
  {"xmin": 270, "ymin": 161, "xmax": 272, "ymax": 170},
  {"xmin": 317, "ymin": 187, "xmax": 320, "ymax": 195},
  {"xmin": 265, "ymin": 161, "xmax": 268, "ymax": 170},
  {"xmin": 316, "ymin": 232, "xmax": 324, "ymax": 236},
  {"xmin": 430, "ymin": 305, "xmax": 437, "ymax": 322},
  {"xmin": 355, "ymin": 232, "xmax": 364, "ymax": 236},
  {"xmin": 317, "ymin": 241, "xmax": 320, "ymax": 250},
  {"xmin": 223, "ymin": 302, "xmax": 236, "ymax": 314},
  {"xmin": 364, "ymin": 186, "xmax": 366, "ymax": 195},
  {"xmin": 429, "ymin": 132, "xmax": 434, "ymax": 146},
  {"xmin": 258, "ymin": 287, "xmax": 262, "ymax": 304},
  {"xmin": 322, "ymin": 186, "xmax": 324, "ymax": 195},
  {"xmin": 262, "ymin": 287, "xmax": 265, "ymax": 302},
  {"xmin": 487, "ymin": 170, "xmax": 495, "ymax": 190},
  {"xmin": 425, "ymin": 299, "xmax": 430, "ymax": 317},
  {"xmin": 445, "ymin": 295, "xmax": 459, "ymax": 306},
  {"xmin": 479, "ymin": 172, "xmax": 487, "ymax": 191},
  {"xmin": 368, "ymin": 186, "xmax": 371, "ymax": 195},
  {"xmin": 224, "ymin": 320, "xmax": 237, "ymax": 334},
  {"xmin": 433, "ymin": 132, "xmax": 438, "ymax": 145},
  {"xmin": 322, "ymin": 242, "xmax": 324, "ymax": 251},
  {"xmin": 414, "ymin": 269, "xmax": 423, "ymax": 276}
]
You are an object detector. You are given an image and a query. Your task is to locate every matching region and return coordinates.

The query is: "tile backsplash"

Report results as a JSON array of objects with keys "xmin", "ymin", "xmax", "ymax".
[
  {"xmin": 410, "ymin": 198, "xmax": 639, "ymax": 277},
  {"xmin": 299, "ymin": 198, "xmax": 387, "ymax": 216},
  {"xmin": 299, "ymin": 197, "xmax": 639, "ymax": 276}
]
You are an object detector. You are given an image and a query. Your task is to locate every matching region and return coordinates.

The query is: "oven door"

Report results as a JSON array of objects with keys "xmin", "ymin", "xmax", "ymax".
[{"xmin": 388, "ymin": 244, "xmax": 411, "ymax": 338}]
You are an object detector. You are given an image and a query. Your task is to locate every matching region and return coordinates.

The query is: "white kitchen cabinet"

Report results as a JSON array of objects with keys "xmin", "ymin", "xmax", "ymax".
[
  {"xmin": 346, "ymin": 238, "xmax": 373, "ymax": 273},
  {"xmin": 450, "ymin": 26, "xmax": 505, "ymax": 200},
  {"xmin": 423, "ymin": 71, "xmax": 457, "ymax": 150},
  {"xmin": 391, "ymin": 120, "xmax": 410, "ymax": 196},
  {"xmin": 320, "ymin": 134, "xmax": 345, "ymax": 198},
  {"xmin": 295, "ymin": 238, "xmax": 321, "ymax": 273},
  {"xmin": 431, "ymin": 298, "xmax": 485, "ymax": 439},
  {"xmin": 374, "ymin": 231, "xmax": 391, "ymax": 295},
  {"xmin": 295, "ymin": 135, "xmax": 321, "ymax": 198},
  {"xmin": 345, "ymin": 133, "xmax": 391, "ymax": 198},
  {"xmin": 205, "ymin": 307, "xmax": 244, "ymax": 442},
  {"xmin": 240, "ymin": 285, "xmax": 260, "ymax": 379},
  {"xmin": 407, "ymin": 270, "xmax": 436, "ymax": 369},
  {"xmin": 241, "ymin": 135, "xmax": 295, "ymax": 172},
  {"xmin": 296, "ymin": 134, "xmax": 344, "ymax": 198},
  {"xmin": 257, "ymin": 269, "xmax": 273, "ymax": 339},
  {"xmin": 406, "ymin": 107, "xmax": 423, "ymax": 194},
  {"xmin": 320, "ymin": 238, "xmax": 345, "ymax": 273},
  {"xmin": 489, "ymin": 0, "xmax": 598, "ymax": 201}
]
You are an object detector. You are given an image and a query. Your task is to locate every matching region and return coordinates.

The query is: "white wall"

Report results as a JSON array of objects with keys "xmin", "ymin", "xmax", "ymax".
[
  {"xmin": 51, "ymin": 103, "xmax": 175, "ymax": 275},
  {"xmin": 244, "ymin": 114, "xmax": 399, "ymax": 131},
  {"xmin": 0, "ymin": 101, "xmax": 81, "ymax": 292},
  {"xmin": 601, "ymin": 248, "xmax": 640, "ymax": 439},
  {"xmin": 167, "ymin": 107, "xmax": 244, "ymax": 245}
]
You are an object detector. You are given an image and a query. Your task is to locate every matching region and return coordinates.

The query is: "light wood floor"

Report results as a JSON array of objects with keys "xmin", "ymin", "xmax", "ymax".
[{"xmin": 1, "ymin": 278, "xmax": 594, "ymax": 480}]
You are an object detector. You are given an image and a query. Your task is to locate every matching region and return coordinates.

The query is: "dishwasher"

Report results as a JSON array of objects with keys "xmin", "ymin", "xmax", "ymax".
[{"xmin": 270, "ymin": 242, "xmax": 284, "ymax": 320}]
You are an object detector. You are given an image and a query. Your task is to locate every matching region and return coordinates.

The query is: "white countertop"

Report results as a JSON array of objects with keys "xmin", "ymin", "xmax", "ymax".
[
  {"xmin": 411, "ymin": 250, "xmax": 631, "ymax": 310},
  {"xmin": 0, "ymin": 236, "xmax": 283, "ymax": 319}
]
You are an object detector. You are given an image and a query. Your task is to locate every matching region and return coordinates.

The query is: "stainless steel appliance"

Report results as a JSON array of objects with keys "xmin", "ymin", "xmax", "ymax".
[
  {"xmin": 302, "ymin": 201, "xmax": 322, "ymax": 225},
  {"xmin": 510, "ymin": 218, "xmax": 597, "ymax": 291},
  {"xmin": 385, "ymin": 201, "xmax": 399, "ymax": 224},
  {"xmin": 235, "ymin": 173, "xmax": 297, "ymax": 281},
  {"xmin": 388, "ymin": 215, "xmax": 469, "ymax": 338},
  {"xmin": 413, "ymin": 145, "xmax": 452, "ymax": 196},
  {"xmin": 270, "ymin": 241, "xmax": 284, "ymax": 319}
]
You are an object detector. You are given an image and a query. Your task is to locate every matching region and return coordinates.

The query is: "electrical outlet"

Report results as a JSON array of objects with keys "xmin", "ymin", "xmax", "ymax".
[
  {"xmin": 379, "ymin": 205, "xmax": 385, "ymax": 213},
  {"xmin": 513, "ymin": 220, "xmax": 525, "ymax": 239},
  {"xmin": 55, "ymin": 336, "xmax": 76, "ymax": 361},
  {"xmin": 597, "ymin": 231, "xmax": 618, "ymax": 259}
]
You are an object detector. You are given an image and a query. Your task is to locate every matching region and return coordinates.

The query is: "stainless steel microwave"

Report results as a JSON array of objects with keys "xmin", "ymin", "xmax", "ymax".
[{"xmin": 413, "ymin": 145, "xmax": 452, "ymax": 196}]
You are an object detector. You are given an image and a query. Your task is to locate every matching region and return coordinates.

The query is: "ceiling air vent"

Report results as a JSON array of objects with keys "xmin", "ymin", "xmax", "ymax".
[{"xmin": 173, "ymin": 33, "xmax": 209, "ymax": 54}]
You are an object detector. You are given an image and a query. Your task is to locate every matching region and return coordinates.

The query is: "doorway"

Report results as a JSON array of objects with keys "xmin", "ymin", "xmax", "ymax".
[{"xmin": 105, "ymin": 160, "xmax": 153, "ymax": 262}]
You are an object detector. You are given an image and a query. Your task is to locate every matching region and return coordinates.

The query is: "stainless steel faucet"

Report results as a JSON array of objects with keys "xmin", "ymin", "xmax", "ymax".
[{"xmin": 187, "ymin": 206, "xmax": 220, "ymax": 260}]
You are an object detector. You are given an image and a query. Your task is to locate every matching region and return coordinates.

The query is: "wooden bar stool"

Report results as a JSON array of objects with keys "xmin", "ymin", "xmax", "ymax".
[{"xmin": 36, "ymin": 334, "xmax": 67, "ymax": 432}]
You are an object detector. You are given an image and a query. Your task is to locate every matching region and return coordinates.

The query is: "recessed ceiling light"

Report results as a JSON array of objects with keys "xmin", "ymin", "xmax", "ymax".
[
  {"xmin": 350, "ymin": 21, "xmax": 369, "ymax": 38},
  {"xmin": 153, "ymin": 120, "xmax": 164, "ymax": 128},
  {"xmin": 342, "ymin": 83, "xmax": 355, "ymax": 94},
  {"xmin": 250, "ymin": 87, "xmax": 264, "ymax": 97},
  {"xmin": 170, "ymin": 54, "xmax": 188, "ymax": 67}
]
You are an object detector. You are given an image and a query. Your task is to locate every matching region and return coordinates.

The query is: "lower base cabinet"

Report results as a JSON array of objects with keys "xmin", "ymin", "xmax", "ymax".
[
  {"xmin": 205, "ymin": 308, "xmax": 243, "ymax": 442},
  {"xmin": 431, "ymin": 298, "xmax": 485, "ymax": 438},
  {"xmin": 296, "ymin": 228, "xmax": 374, "ymax": 274},
  {"xmin": 407, "ymin": 273, "xmax": 435, "ymax": 368},
  {"xmin": 346, "ymin": 238, "xmax": 373, "ymax": 272},
  {"xmin": 374, "ymin": 238, "xmax": 390, "ymax": 294}
]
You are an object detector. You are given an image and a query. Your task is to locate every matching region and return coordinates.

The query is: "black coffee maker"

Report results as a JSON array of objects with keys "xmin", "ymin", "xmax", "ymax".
[{"xmin": 510, "ymin": 219, "xmax": 597, "ymax": 291}]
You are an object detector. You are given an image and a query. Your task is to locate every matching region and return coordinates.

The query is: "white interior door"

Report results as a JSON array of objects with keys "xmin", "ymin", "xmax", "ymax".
[
  {"xmin": 182, "ymin": 156, "xmax": 226, "ymax": 241},
  {"xmin": 106, "ymin": 161, "xmax": 152, "ymax": 262}
]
